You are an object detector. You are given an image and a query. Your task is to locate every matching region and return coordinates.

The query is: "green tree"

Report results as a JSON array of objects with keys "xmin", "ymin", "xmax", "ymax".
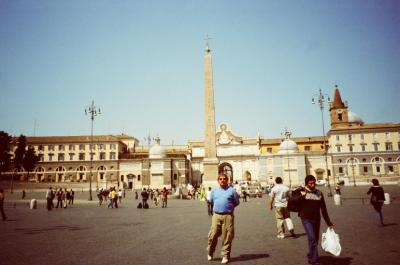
[
  {"xmin": 14, "ymin": 135, "xmax": 26, "ymax": 180},
  {"xmin": 22, "ymin": 146, "xmax": 39, "ymax": 181},
  {"xmin": 0, "ymin": 131, "xmax": 12, "ymax": 177}
]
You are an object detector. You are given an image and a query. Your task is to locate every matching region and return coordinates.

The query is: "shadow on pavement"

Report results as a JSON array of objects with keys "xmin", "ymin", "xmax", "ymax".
[
  {"xmin": 319, "ymin": 256, "xmax": 354, "ymax": 265},
  {"xmin": 383, "ymin": 222, "xmax": 397, "ymax": 227},
  {"xmin": 230, "ymin": 253, "xmax": 270, "ymax": 262},
  {"xmin": 293, "ymin": 232, "xmax": 307, "ymax": 238},
  {"xmin": 14, "ymin": 225, "xmax": 87, "ymax": 235}
]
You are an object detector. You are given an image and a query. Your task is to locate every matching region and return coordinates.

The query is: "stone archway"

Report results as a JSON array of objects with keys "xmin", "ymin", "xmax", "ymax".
[
  {"xmin": 243, "ymin": 170, "xmax": 252, "ymax": 181},
  {"xmin": 218, "ymin": 163, "xmax": 233, "ymax": 183},
  {"xmin": 127, "ymin": 174, "xmax": 136, "ymax": 189}
]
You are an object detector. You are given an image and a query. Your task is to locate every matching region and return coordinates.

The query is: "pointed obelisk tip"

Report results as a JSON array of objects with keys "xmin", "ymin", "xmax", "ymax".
[{"xmin": 205, "ymin": 35, "xmax": 211, "ymax": 53}]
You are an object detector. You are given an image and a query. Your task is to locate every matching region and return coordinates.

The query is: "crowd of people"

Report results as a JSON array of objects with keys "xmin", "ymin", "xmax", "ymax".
[
  {"xmin": 0, "ymin": 175, "xmax": 389, "ymax": 264},
  {"xmin": 45, "ymin": 187, "xmax": 74, "ymax": 210},
  {"xmin": 205, "ymin": 174, "xmax": 387, "ymax": 264}
]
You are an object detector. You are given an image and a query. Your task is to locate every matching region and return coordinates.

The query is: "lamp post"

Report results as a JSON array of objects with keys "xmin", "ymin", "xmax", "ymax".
[
  {"xmin": 350, "ymin": 157, "xmax": 356, "ymax": 187},
  {"xmin": 349, "ymin": 135, "xmax": 357, "ymax": 187},
  {"xmin": 312, "ymin": 89, "xmax": 332, "ymax": 197},
  {"xmin": 85, "ymin": 100, "xmax": 101, "ymax": 201},
  {"xmin": 282, "ymin": 128, "xmax": 292, "ymax": 188}
]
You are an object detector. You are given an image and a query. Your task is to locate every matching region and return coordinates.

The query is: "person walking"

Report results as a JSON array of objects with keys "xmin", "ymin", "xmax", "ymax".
[
  {"xmin": 334, "ymin": 183, "xmax": 341, "ymax": 195},
  {"xmin": 299, "ymin": 175, "xmax": 334, "ymax": 265},
  {"xmin": 207, "ymin": 173, "xmax": 240, "ymax": 264},
  {"xmin": 161, "ymin": 187, "xmax": 169, "ymax": 208},
  {"xmin": 69, "ymin": 189, "xmax": 74, "ymax": 205},
  {"xmin": 55, "ymin": 188, "xmax": 63, "ymax": 208},
  {"xmin": 141, "ymin": 188, "xmax": 149, "ymax": 209},
  {"xmin": 45, "ymin": 187, "xmax": 53, "ymax": 211},
  {"xmin": 118, "ymin": 189, "xmax": 123, "ymax": 204},
  {"xmin": 154, "ymin": 189, "xmax": 160, "ymax": 207},
  {"xmin": 0, "ymin": 189, "xmax": 7, "ymax": 221},
  {"xmin": 62, "ymin": 188, "xmax": 68, "ymax": 208},
  {"xmin": 206, "ymin": 187, "xmax": 213, "ymax": 216},
  {"xmin": 269, "ymin": 177, "xmax": 296, "ymax": 239},
  {"xmin": 367, "ymin": 178, "xmax": 385, "ymax": 227},
  {"xmin": 22, "ymin": 189, "xmax": 26, "ymax": 199},
  {"xmin": 97, "ymin": 188, "xmax": 104, "ymax": 206}
]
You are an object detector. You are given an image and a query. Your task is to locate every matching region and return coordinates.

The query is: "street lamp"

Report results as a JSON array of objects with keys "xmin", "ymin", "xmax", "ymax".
[
  {"xmin": 350, "ymin": 157, "xmax": 356, "ymax": 187},
  {"xmin": 282, "ymin": 128, "xmax": 292, "ymax": 189},
  {"xmin": 85, "ymin": 100, "xmax": 101, "ymax": 201},
  {"xmin": 348, "ymin": 134, "xmax": 357, "ymax": 187},
  {"xmin": 312, "ymin": 89, "xmax": 333, "ymax": 197}
]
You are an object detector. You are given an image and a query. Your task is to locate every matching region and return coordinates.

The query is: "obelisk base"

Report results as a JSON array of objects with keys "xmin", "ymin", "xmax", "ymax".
[{"xmin": 202, "ymin": 158, "xmax": 219, "ymax": 188}]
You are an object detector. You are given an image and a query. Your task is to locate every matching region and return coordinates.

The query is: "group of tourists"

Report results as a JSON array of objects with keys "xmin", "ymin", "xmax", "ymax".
[
  {"xmin": 139, "ymin": 187, "xmax": 169, "ymax": 209},
  {"xmin": 206, "ymin": 173, "xmax": 387, "ymax": 264},
  {"xmin": 96, "ymin": 187, "xmax": 124, "ymax": 208},
  {"xmin": 45, "ymin": 187, "xmax": 74, "ymax": 210}
]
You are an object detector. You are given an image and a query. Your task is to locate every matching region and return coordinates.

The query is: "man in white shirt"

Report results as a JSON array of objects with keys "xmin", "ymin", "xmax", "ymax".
[{"xmin": 269, "ymin": 177, "xmax": 296, "ymax": 239}]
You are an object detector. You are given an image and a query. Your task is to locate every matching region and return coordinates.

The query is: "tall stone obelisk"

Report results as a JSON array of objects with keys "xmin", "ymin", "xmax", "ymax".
[{"xmin": 203, "ymin": 42, "xmax": 219, "ymax": 187}]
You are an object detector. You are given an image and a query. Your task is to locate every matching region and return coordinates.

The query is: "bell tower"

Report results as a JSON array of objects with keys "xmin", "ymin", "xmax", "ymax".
[{"xmin": 329, "ymin": 85, "xmax": 349, "ymax": 129}]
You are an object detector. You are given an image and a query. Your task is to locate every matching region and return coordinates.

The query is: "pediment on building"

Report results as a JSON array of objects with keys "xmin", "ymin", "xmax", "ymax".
[{"xmin": 216, "ymin": 122, "xmax": 243, "ymax": 145}]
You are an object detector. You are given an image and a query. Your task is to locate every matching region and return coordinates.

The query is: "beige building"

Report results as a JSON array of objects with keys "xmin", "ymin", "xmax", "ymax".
[
  {"xmin": 328, "ymin": 86, "xmax": 400, "ymax": 185},
  {"xmin": 13, "ymin": 134, "xmax": 137, "ymax": 188}
]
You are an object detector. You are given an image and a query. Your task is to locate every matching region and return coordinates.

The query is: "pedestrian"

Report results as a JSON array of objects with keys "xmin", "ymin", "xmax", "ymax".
[
  {"xmin": 206, "ymin": 187, "xmax": 212, "ymax": 216},
  {"xmin": 334, "ymin": 183, "xmax": 341, "ymax": 195},
  {"xmin": 70, "ymin": 189, "xmax": 74, "ymax": 205},
  {"xmin": 207, "ymin": 173, "xmax": 240, "ymax": 264},
  {"xmin": 154, "ymin": 189, "xmax": 160, "ymax": 207},
  {"xmin": 0, "ymin": 189, "xmax": 7, "ymax": 221},
  {"xmin": 161, "ymin": 187, "xmax": 169, "ymax": 208},
  {"xmin": 108, "ymin": 188, "xmax": 118, "ymax": 208},
  {"xmin": 66, "ymin": 189, "xmax": 71, "ymax": 205},
  {"xmin": 62, "ymin": 188, "xmax": 68, "ymax": 208},
  {"xmin": 118, "ymin": 189, "xmax": 123, "ymax": 204},
  {"xmin": 367, "ymin": 179, "xmax": 385, "ymax": 227},
  {"xmin": 141, "ymin": 188, "xmax": 149, "ymax": 208},
  {"xmin": 56, "ymin": 188, "xmax": 63, "ymax": 208},
  {"xmin": 22, "ymin": 189, "xmax": 26, "ymax": 199},
  {"xmin": 269, "ymin": 177, "xmax": 296, "ymax": 239},
  {"xmin": 45, "ymin": 187, "xmax": 53, "ymax": 211},
  {"xmin": 299, "ymin": 175, "xmax": 334, "ymax": 265},
  {"xmin": 97, "ymin": 188, "xmax": 104, "ymax": 206},
  {"xmin": 241, "ymin": 189, "xmax": 247, "ymax": 203},
  {"xmin": 135, "ymin": 191, "xmax": 138, "ymax": 200}
]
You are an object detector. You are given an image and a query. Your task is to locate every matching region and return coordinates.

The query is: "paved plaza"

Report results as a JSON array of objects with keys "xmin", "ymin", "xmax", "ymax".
[{"xmin": 1, "ymin": 186, "xmax": 400, "ymax": 265}]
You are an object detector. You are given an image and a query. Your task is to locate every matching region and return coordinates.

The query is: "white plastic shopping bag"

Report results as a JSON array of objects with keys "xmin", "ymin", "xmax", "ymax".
[{"xmin": 321, "ymin": 228, "xmax": 341, "ymax": 256}]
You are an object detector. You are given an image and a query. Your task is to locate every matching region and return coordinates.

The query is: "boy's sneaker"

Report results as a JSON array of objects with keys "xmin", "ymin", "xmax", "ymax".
[{"xmin": 207, "ymin": 255, "xmax": 212, "ymax": 261}]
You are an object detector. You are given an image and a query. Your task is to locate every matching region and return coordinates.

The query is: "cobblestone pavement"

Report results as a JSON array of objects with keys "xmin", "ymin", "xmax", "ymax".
[{"xmin": 1, "ymin": 186, "xmax": 399, "ymax": 265}]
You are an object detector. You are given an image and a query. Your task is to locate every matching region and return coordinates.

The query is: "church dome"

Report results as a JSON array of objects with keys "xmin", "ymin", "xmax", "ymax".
[
  {"xmin": 278, "ymin": 139, "xmax": 299, "ymax": 154},
  {"xmin": 348, "ymin": 111, "xmax": 363, "ymax": 124},
  {"xmin": 149, "ymin": 137, "xmax": 166, "ymax": 159}
]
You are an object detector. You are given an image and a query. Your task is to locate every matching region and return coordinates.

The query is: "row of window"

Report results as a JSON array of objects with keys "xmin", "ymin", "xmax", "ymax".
[
  {"xmin": 335, "ymin": 142, "xmax": 399, "ymax": 152},
  {"xmin": 337, "ymin": 165, "xmax": 395, "ymax": 174},
  {"xmin": 335, "ymin": 132, "xmax": 399, "ymax": 141},
  {"xmin": 37, "ymin": 143, "xmax": 117, "ymax": 152},
  {"xmin": 38, "ymin": 152, "xmax": 117, "ymax": 162},
  {"xmin": 337, "ymin": 157, "xmax": 396, "ymax": 164}
]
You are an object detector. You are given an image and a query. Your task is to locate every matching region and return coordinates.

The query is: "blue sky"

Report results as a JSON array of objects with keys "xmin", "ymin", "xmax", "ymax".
[{"xmin": 1, "ymin": 0, "xmax": 399, "ymax": 145}]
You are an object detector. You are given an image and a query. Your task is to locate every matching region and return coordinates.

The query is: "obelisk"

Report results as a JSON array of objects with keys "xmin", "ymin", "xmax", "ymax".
[{"xmin": 203, "ymin": 42, "xmax": 219, "ymax": 187}]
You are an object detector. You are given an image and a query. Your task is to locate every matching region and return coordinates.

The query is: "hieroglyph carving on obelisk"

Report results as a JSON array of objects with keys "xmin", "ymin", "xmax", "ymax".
[{"xmin": 203, "ymin": 40, "xmax": 219, "ymax": 187}]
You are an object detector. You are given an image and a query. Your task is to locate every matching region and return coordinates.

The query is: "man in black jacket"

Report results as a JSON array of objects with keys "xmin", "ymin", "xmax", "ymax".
[{"xmin": 300, "ymin": 175, "xmax": 334, "ymax": 265}]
